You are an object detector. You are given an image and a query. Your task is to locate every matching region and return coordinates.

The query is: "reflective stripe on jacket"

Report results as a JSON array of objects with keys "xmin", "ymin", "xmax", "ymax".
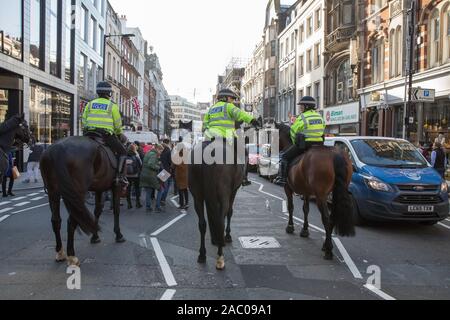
[
  {"xmin": 82, "ymin": 98, "xmax": 123, "ymax": 135},
  {"xmin": 290, "ymin": 110, "xmax": 325, "ymax": 143},
  {"xmin": 203, "ymin": 101, "xmax": 254, "ymax": 140}
]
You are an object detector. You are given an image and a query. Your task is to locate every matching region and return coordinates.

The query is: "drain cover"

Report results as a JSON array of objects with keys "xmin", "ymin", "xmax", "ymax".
[{"xmin": 239, "ymin": 237, "xmax": 281, "ymax": 249}]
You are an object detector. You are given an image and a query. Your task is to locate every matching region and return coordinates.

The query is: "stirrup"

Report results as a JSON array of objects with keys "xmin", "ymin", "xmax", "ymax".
[{"xmin": 273, "ymin": 176, "xmax": 287, "ymax": 186}]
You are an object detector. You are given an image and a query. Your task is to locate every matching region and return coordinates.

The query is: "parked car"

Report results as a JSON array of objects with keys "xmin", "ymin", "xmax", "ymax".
[
  {"xmin": 325, "ymin": 137, "xmax": 449, "ymax": 225},
  {"xmin": 246, "ymin": 144, "xmax": 261, "ymax": 172},
  {"xmin": 258, "ymin": 144, "xmax": 279, "ymax": 182}
]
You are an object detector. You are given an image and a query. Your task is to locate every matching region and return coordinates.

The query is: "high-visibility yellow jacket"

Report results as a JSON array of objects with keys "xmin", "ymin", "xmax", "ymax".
[
  {"xmin": 203, "ymin": 101, "xmax": 254, "ymax": 140},
  {"xmin": 82, "ymin": 98, "xmax": 123, "ymax": 136},
  {"xmin": 290, "ymin": 110, "xmax": 325, "ymax": 144}
]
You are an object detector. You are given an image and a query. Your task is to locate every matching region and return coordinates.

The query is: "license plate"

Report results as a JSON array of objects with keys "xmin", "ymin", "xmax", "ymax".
[{"xmin": 408, "ymin": 206, "xmax": 434, "ymax": 213}]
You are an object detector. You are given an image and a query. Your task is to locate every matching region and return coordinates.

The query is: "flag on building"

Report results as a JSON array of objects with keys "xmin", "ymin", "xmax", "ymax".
[{"xmin": 132, "ymin": 97, "xmax": 141, "ymax": 117}]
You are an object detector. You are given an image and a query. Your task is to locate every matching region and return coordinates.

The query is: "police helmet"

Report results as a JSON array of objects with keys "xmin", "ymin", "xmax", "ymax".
[
  {"xmin": 218, "ymin": 89, "xmax": 239, "ymax": 101},
  {"xmin": 298, "ymin": 96, "xmax": 317, "ymax": 110},
  {"xmin": 96, "ymin": 81, "xmax": 113, "ymax": 96}
]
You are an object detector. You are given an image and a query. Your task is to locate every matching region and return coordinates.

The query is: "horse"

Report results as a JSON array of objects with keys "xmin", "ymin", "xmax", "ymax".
[
  {"xmin": 275, "ymin": 122, "xmax": 355, "ymax": 260},
  {"xmin": 40, "ymin": 134, "xmax": 125, "ymax": 267},
  {"xmin": 0, "ymin": 115, "xmax": 31, "ymax": 182},
  {"xmin": 189, "ymin": 138, "xmax": 246, "ymax": 270}
]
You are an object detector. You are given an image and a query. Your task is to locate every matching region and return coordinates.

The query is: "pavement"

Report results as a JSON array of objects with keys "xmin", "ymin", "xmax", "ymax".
[
  {"xmin": 11, "ymin": 173, "xmax": 44, "ymax": 192},
  {"xmin": 1, "ymin": 173, "xmax": 450, "ymax": 300}
]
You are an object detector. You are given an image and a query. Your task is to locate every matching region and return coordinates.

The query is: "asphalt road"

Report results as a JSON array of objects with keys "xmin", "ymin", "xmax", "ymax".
[{"xmin": 0, "ymin": 173, "xmax": 449, "ymax": 300}]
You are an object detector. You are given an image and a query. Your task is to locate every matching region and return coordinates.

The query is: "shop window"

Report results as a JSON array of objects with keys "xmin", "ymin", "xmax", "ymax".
[
  {"xmin": 0, "ymin": 0, "xmax": 23, "ymax": 60},
  {"xmin": 429, "ymin": 9, "xmax": 440, "ymax": 67}
]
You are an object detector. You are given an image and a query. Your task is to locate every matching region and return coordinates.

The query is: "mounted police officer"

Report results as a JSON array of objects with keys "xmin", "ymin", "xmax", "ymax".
[
  {"xmin": 274, "ymin": 96, "xmax": 326, "ymax": 186},
  {"xmin": 82, "ymin": 81, "xmax": 128, "ymax": 186}
]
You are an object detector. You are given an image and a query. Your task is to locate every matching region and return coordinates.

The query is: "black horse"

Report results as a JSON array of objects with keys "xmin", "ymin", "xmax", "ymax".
[
  {"xmin": 0, "ymin": 115, "xmax": 31, "ymax": 182},
  {"xmin": 40, "ymin": 135, "xmax": 125, "ymax": 267},
  {"xmin": 189, "ymin": 139, "xmax": 246, "ymax": 270}
]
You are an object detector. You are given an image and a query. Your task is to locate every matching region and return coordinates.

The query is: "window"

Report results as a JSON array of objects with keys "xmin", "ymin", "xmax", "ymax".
[
  {"xmin": 0, "ymin": 0, "xmax": 22, "ymax": 60},
  {"xmin": 314, "ymin": 42, "xmax": 321, "ymax": 67},
  {"xmin": 396, "ymin": 27, "xmax": 402, "ymax": 76},
  {"xmin": 429, "ymin": 10, "xmax": 440, "ymax": 67},
  {"xmin": 90, "ymin": 16, "xmax": 97, "ymax": 49},
  {"xmin": 291, "ymin": 33, "xmax": 295, "ymax": 52},
  {"xmin": 78, "ymin": 53, "xmax": 87, "ymax": 91},
  {"xmin": 98, "ymin": 26, "xmax": 104, "ymax": 55},
  {"xmin": 280, "ymin": 43, "xmax": 284, "ymax": 59},
  {"xmin": 299, "ymin": 24, "xmax": 304, "ymax": 44},
  {"xmin": 30, "ymin": 0, "xmax": 44, "ymax": 69},
  {"xmin": 314, "ymin": 81, "xmax": 321, "ymax": 109},
  {"xmin": 64, "ymin": 0, "xmax": 73, "ymax": 83},
  {"xmin": 306, "ymin": 49, "xmax": 312, "ymax": 72},
  {"xmin": 444, "ymin": 6, "xmax": 450, "ymax": 61},
  {"xmin": 335, "ymin": 59, "xmax": 353, "ymax": 104},
  {"xmin": 298, "ymin": 55, "xmax": 304, "ymax": 76},
  {"xmin": 306, "ymin": 85, "xmax": 312, "ymax": 97},
  {"xmin": 307, "ymin": 16, "xmax": 313, "ymax": 37},
  {"xmin": 371, "ymin": 38, "xmax": 384, "ymax": 84},
  {"xmin": 315, "ymin": 7, "xmax": 321, "ymax": 30},
  {"xmin": 50, "ymin": 0, "xmax": 61, "ymax": 77},
  {"xmin": 88, "ymin": 60, "xmax": 95, "ymax": 93},
  {"xmin": 81, "ymin": 5, "xmax": 88, "ymax": 42},
  {"xmin": 389, "ymin": 29, "xmax": 396, "ymax": 78},
  {"xmin": 286, "ymin": 39, "xmax": 289, "ymax": 56}
]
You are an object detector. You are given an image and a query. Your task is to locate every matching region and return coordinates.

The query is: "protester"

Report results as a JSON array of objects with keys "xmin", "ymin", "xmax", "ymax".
[
  {"xmin": 159, "ymin": 139, "xmax": 173, "ymax": 206},
  {"xmin": 174, "ymin": 146, "xmax": 189, "ymax": 210},
  {"xmin": 23, "ymin": 139, "xmax": 44, "ymax": 184},
  {"xmin": 2, "ymin": 151, "xmax": 16, "ymax": 197},
  {"xmin": 126, "ymin": 144, "xmax": 143, "ymax": 209},
  {"xmin": 431, "ymin": 142, "xmax": 447, "ymax": 179},
  {"xmin": 140, "ymin": 144, "xmax": 164, "ymax": 212}
]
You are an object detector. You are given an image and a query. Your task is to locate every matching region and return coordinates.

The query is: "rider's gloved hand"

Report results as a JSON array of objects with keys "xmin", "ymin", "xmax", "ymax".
[{"xmin": 251, "ymin": 119, "xmax": 261, "ymax": 129}]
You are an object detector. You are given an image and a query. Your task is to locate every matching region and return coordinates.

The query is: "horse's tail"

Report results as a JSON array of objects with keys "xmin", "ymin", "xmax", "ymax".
[
  {"xmin": 332, "ymin": 152, "xmax": 355, "ymax": 237},
  {"xmin": 50, "ymin": 146, "xmax": 98, "ymax": 235}
]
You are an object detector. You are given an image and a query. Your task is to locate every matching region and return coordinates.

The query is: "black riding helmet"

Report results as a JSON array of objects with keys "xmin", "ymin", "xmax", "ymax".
[
  {"xmin": 218, "ymin": 89, "xmax": 239, "ymax": 101},
  {"xmin": 298, "ymin": 96, "xmax": 317, "ymax": 111},
  {"xmin": 96, "ymin": 81, "xmax": 113, "ymax": 97}
]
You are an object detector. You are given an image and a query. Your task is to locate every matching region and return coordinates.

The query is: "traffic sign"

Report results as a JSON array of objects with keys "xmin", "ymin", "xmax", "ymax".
[{"xmin": 411, "ymin": 88, "xmax": 435, "ymax": 102}]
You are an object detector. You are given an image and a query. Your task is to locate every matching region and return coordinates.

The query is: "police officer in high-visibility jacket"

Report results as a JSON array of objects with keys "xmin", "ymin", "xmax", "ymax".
[
  {"xmin": 274, "ymin": 96, "xmax": 326, "ymax": 186},
  {"xmin": 82, "ymin": 81, "xmax": 128, "ymax": 185},
  {"xmin": 203, "ymin": 89, "xmax": 260, "ymax": 141}
]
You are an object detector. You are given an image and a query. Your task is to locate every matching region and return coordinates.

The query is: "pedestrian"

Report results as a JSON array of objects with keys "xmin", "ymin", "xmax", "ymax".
[
  {"xmin": 23, "ymin": 139, "xmax": 44, "ymax": 184},
  {"xmin": 140, "ymin": 144, "xmax": 164, "ymax": 213},
  {"xmin": 2, "ymin": 151, "xmax": 16, "ymax": 197},
  {"xmin": 431, "ymin": 142, "xmax": 447, "ymax": 179},
  {"xmin": 126, "ymin": 144, "xmax": 143, "ymax": 210},
  {"xmin": 159, "ymin": 139, "xmax": 173, "ymax": 206},
  {"xmin": 435, "ymin": 133, "xmax": 446, "ymax": 146},
  {"xmin": 175, "ymin": 147, "xmax": 189, "ymax": 210}
]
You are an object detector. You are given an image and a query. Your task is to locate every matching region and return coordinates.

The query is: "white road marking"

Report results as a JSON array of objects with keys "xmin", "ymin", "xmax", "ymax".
[
  {"xmin": 364, "ymin": 284, "xmax": 396, "ymax": 300},
  {"xmin": 11, "ymin": 197, "xmax": 27, "ymax": 201},
  {"xmin": 14, "ymin": 202, "xmax": 30, "ymax": 207},
  {"xmin": 27, "ymin": 193, "xmax": 40, "ymax": 197},
  {"xmin": 0, "ymin": 208, "xmax": 13, "ymax": 214},
  {"xmin": 0, "ymin": 201, "xmax": 11, "ymax": 206},
  {"xmin": 438, "ymin": 222, "xmax": 450, "ymax": 230},
  {"xmin": 333, "ymin": 238, "xmax": 363, "ymax": 279},
  {"xmin": 151, "ymin": 214, "xmax": 187, "ymax": 237},
  {"xmin": 286, "ymin": 214, "xmax": 326, "ymax": 233},
  {"xmin": 250, "ymin": 180, "xmax": 285, "ymax": 201},
  {"xmin": 445, "ymin": 219, "xmax": 450, "ymax": 222},
  {"xmin": 0, "ymin": 215, "xmax": 10, "ymax": 223},
  {"xmin": 30, "ymin": 197, "xmax": 45, "ymax": 201},
  {"xmin": 11, "ymin": 203, "xmax": 48, "ymax": 214},
  {"xmin": 160, "ymin": 289, "xmax": 176, "ymax": 301},
  {"xmin": 282, "ymin": 201, "xmax": 288, "ymax": 213},
  {"xmin": 150, "ymin": 237, "xmax": 177, "ymax": 287}
]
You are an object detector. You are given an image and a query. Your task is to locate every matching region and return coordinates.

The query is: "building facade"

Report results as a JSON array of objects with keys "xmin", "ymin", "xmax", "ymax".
[
  {"xmin": 105, "ymin": 1, "xmax": 122, "ymax": 107},
  {"xmin": 242, "ymin": 41, "xmax": 265, "ymax": 116},
  {"xmin": 169, "ymin": 95, "xmax": 202, "ymax": 129}
]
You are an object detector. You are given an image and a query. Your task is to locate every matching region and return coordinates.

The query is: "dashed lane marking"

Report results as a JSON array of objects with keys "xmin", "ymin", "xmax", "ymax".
[
  {"xmin": 0, "ymin": 215, "xmax": 10, "ymax": 223},
  {"xmin": 0, "ymin": 201, "xmax": 11, "ymax": 206},
  {"xmin": 150, "ymin": 237, "xmax": 177, "ymax": 287},
  {"xmin": 151, "ymin": 214, "xmax": 187, "ymax": 237},
  {"xmin": 14, "ymin": 202, "xmax": 30, "ymax": 207},
  {"xmin": 11, "ymin": 203, "xmax": 49, "ymax": 215},
  {"xmin": 160, "ymin": 289, "xmax": 176, "ymax": 301},
  {"xmin": 0, "ymin": 208, "xmax": 13, "ymax": 214}
]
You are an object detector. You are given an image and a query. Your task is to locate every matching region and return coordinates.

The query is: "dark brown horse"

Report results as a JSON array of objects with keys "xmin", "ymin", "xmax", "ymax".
[
  {"xmin": 0, "ymin": 115, "xmax": 31, "ymax": 182},
  {"xmin": 40, "ymin": 135, "xmax": 125, "ymax": 267},
  {"xmin": 189, "ymin": 139, "xmax": 245, "ymax": 270},
  {"xmin": 275, "ymin": 123, "xmax": 355, "ymax": 260}
]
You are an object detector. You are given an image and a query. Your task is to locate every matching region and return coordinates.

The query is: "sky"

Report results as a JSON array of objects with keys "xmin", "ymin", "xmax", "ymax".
[{"xmin": 109, "ymin": 0, "xmax": 296, "ymax": 103}]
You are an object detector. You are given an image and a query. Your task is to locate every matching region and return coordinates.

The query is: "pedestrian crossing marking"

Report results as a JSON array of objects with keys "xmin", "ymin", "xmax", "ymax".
[
  {"xmin": 11, "ymin": 197, "xmax": 27, "ymax": 201},
  {"xmin": 30, "ymin": 197, "xmax": 45, "ymax": 201},
  {"xmin": 0, "ymin": 201, "xmax": 11, "ymax": 206},
  {"xmin": 239, "ymin": 237, "xmax": 281, "ymax": 249},
  {"xmin": 0, "ymin": 208, "xmax": 13, "ymax": 214},
  {"xmin": 27, "ymin": 193, "xmax": 40, "ymax": 197},
  {"xmin": 14, "ymin": 202, "xmax": 30, "ymax": 207},
  {"xmin": 0, "ymin": 215, "xmax": 10, "ymax": 223}
]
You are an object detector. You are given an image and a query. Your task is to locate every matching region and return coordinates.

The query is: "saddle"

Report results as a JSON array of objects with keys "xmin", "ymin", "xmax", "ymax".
[
  {"xmin": 287, "ymin": 145, "xmax": 324, "ymax": 170},
  {"xmin": 85, "ymin": 132, "xmax": 117, "ymax": 170}
]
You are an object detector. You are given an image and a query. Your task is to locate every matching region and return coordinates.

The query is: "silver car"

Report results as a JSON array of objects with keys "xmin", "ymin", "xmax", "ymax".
[{"xmin": 258, "ymin": 144, "xmax": 279, "ymax": 182}]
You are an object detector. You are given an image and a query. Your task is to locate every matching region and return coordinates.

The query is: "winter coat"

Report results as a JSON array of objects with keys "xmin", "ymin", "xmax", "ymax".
[
  {"xmin": 160, "ymin": 145, "xmax": 172, "ymax": 173},
  {"xmin": 175, "ymin": 162, "xmax": 188, "ymax": 190},
  {"xmin": 4, "ymin": 152, "xmax": 14, "ymax": 178},
  {"xmin": 125, "ymin": 150, "xmax": 143, "ymax": 178},
  {"xmin": 140, "ymin": 150, "xmax": 161, "ymax": 189}
]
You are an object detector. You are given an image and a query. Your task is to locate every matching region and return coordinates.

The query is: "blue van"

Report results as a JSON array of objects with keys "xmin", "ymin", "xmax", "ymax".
[{"xmin": 325, "ymin": 137, "xmax": 449, "ymax": 225}]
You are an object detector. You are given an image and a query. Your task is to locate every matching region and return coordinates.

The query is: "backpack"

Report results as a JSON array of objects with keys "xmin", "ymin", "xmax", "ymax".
[{"xmin": 126, "ymin": 156, "xmax": 139, "ymax": 176}]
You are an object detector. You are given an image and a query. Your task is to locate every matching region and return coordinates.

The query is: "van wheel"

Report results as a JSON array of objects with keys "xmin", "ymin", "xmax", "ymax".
[
  {"xmin": 351, "ymin": 196, "xmax": 365, "ymax": 226},
  {"xmin": 419, "ymin": 221, "xmax": 438, "ymax": 226}
]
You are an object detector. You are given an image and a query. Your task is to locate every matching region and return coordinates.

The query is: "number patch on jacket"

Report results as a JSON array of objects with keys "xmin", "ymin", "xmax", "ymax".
[{"xmin": 91, "ymin": 103, "xmax": 109, "ymax": 111}]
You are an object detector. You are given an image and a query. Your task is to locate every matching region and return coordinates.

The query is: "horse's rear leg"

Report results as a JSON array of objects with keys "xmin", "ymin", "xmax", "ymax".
[
  {"xmin": 195, "ymin": 198, "xmax": 207, "ymax": 264},
  {"xmin": 300, "ymin": 196, "xmax": 310, "ymax": 238},
  {"xmin": 225, "ymin": 189, "xmax": 238, "ymax": 243},
  {"xmin": 50, "ymin": 194, "xmax": 65, "ymax": 262},
  {"xmin": 67, "ymin": 216, "xmax": 80, "ymax": 266},
  {"xmin": 91, "ymin": 192, "xmax": 104, "ymax": 244},
  {"xmin": 317, "ymin": 199, "xmax": 334, "ymax": 260},
  {"xmin": 285, "ymin": 186, "xmax": 295, "ymax": 234},
  {"xmin": 112, "ymin": 187, "xmax": 125, "ymax": 243}
]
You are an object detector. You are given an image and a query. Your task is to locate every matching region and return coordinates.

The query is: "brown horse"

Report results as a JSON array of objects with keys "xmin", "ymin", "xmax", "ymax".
[
  {"xmin": 275, "ymin": 123, "xmax": 355, "ymax": 260},
  {"xmin": 40, "ymin": 135, "xmax": 125, "ymax": 267}
]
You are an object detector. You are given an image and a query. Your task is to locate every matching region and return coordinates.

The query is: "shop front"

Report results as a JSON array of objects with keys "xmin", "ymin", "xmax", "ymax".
[{"xmin": 323, "ymin": 102, "xmax": 360, "ymax": 136}]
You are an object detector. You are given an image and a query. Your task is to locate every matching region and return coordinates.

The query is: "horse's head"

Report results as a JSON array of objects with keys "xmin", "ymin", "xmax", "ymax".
[
  {"xmin": 13, "ymin": 114, "xmax": 31, "ymax": 149},
  {"xmin": 275, "ymin": 122, "xmax": 292, "ymax": 151}
]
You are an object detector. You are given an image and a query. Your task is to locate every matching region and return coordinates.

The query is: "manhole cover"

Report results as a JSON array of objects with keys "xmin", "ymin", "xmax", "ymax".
[{"xmin": 239, "ymin": 237, "xmax": 281, "ymax": 249}]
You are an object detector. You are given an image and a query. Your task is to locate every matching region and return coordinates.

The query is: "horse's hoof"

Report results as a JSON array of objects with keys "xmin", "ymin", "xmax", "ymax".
[
  {"xmin": 115, "ymin": 236, "xmax": 126, "ymax": 243},
  {"xmin": 55, "ymin": 250, "xmax": 67, "ymax": 263},
  {"xmin": 300, "ymin": 230, "xmax": 310, "ymax": 238},
  {"xmin": 324, "ymin": 252, "xmax": 333, "ymax": 261},
  {"xmin": 90, "ymin": 236, "xmax": 101, "ymax": 244},
  {"xmin": 197, "ymin": 256, "xmax": 207, "ymax": 264},
  {"xmin": 225, "ymin": 235, "xmax": 233, "ymax": 243},
  {"xmin": 67, "ymin": 256, "xmax": 80, "ymax": 267},
  {"xmin": 286, "ymin": 225, "xmax": 295, "ymax": 234},
  {"xmin": 216, "ymin": 256, "xmax": 225, "ymax": 270}
]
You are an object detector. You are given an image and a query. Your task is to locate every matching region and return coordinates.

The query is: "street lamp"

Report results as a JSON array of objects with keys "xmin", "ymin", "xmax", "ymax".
[{"xmin": 102, "ymin": 33, "xmax": 135, "ymax": 81}]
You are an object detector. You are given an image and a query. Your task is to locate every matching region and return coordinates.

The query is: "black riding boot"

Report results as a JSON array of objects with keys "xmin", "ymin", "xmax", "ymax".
[
  {"xmin": 117, "ymin": 156, "xmax": 129, "ymax": 191},
  {"xmin": 274, "ymin": 160, "xmax": 288, "ymax": 186}
]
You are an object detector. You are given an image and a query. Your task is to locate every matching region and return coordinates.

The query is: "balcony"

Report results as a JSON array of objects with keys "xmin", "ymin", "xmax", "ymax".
[{"xmin": 326, "ymin": 25, "xmax": 356, "ymax": 52}]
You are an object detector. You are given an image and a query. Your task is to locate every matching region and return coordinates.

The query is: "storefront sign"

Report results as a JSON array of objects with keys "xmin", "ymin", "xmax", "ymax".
[
  {"xmin": 325, "ymin": 103, "xmax": 360, "ymax": 126},
  {"xmin": 411, "ymin": 88, "xmax": 435, "ymax": 102}
]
